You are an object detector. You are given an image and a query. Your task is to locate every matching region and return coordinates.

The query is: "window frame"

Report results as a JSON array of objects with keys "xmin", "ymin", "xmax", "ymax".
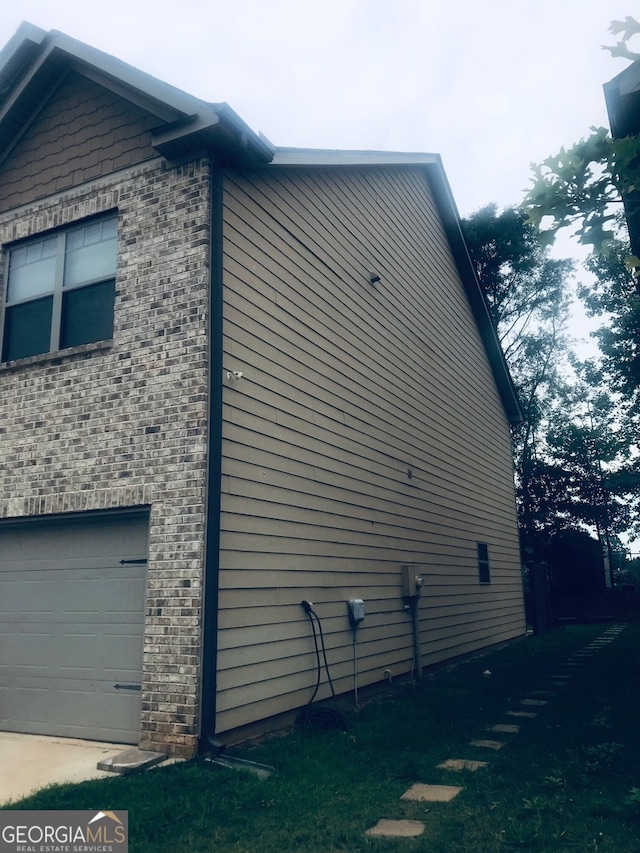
[
  {"xmin": 1, "ymin": 213, "xmax": 118, "ymax": 363},
  {"xmin": 477, "ymin": 541, "xmax": 491, "ymax": 584}
]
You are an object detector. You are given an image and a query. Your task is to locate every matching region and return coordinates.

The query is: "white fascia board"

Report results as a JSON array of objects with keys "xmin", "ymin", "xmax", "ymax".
[{"xmin": 271, "ymin": 147, "xmax": 441, "ymax": 167}]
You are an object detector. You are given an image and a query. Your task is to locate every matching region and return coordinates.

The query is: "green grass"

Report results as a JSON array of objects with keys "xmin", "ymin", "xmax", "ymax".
[{"xmin": 5, "ymin": 617, "xmax": 640, "ymax": 852}]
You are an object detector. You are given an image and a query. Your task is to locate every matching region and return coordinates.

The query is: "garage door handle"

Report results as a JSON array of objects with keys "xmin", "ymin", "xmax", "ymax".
[{"xmin": 113, "ymin": 683, "xmax": 142, "ymax": 691}]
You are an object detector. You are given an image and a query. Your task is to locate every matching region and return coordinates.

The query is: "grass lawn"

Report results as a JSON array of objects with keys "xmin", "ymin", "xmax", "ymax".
[{"xmin": 4, "ymin": 614, "xmax": 640, "ymax": 852}]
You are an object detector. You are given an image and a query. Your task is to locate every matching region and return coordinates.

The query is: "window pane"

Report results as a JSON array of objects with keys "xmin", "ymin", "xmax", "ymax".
[
  {"xmin": 7, "ymin": 237, "xmax": 57, "ymax": 302},
  {"xmin": 60, "ymin": 280, "xmax": 115, "ymax": 348},
  {"xmin": 63, "ymin": 218, "xmax": 117, "ymax": 288},
  {"xmin": 2, "ymin": 296, "xmax": 53, "ymax": 361}
]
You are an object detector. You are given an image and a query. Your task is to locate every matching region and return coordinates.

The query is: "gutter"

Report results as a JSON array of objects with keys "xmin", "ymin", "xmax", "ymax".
[{"xmin": 199, "ymin": 159, "xmax": 225, "ymax": 754}]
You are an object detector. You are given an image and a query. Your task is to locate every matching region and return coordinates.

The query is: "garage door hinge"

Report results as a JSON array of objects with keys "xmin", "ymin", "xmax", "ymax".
[
  {"xmin": 113, "ymin": 683, "xmax": 142, "ymax": 691},
  {"xmin": 119, "ymin": 559, "xmax": 148, "ymax": 564}
]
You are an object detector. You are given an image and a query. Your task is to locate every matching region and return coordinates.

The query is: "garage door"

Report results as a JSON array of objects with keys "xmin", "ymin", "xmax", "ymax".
[{"xmin": 0, "ymin": 509, "xmax": 149, "ymax": 744}]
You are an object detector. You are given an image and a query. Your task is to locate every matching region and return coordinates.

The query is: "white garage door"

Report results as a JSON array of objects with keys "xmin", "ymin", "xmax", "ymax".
[{"xmin": 0, "ymin": 509, "xmax": 149, "ymax": 744}]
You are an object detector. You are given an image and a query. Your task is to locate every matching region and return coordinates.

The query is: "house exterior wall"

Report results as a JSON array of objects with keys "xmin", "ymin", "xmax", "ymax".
[
  {"xmin": 0, "ymin": 71, "xmax": 159, "ymax": 214},
  {"xmin": 217, "ymin": 164, "xmax": 524, "ymax": 734},
  {"xmin": 0, "ymin": 150, "xmax": 212, "ymax": 755}
]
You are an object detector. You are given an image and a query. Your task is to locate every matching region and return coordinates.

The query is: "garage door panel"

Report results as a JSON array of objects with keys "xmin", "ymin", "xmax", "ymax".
[
  {"xmin": 2, "ymin": 569, "xmax": 146, "ymax": 611},
  {"xmin": 1, "ymin": 635, "xmax": 144, "ymax": 671},
  {"xmin": 0, "ymin": 510, "xmax": 149, "ymax": 744},
  {"xmin": 1, "ymin": 685, "xmax": 141, "ymax": 742}
]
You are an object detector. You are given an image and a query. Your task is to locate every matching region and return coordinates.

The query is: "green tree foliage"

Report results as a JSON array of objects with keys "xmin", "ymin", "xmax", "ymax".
[
  {"xmin": 525, "ymin": 127, "xmax": 640, "ymax": 254},
  {"xmin": 524, "ymin": 18, "xmax": 640, "ymax": 256},
  {"xmin": 462, "ymin": 204, "xmax": 572, "ymax": 361},
  {"xmin": 581, "ymin": 237, "xmax": 640, "ymax": 412},
  {"xmin": 463, "ymin": 205, "xmax": 640, "ymax": 564},
  {"xmin": 520, "ymin": 19, "xmax": 640, "ymax": 563},
  {"xmin": 462, "ymin": 205, "xmax": 573, "ymax": 560},
  {"xmin": 546, "ymin": 393, "xmax": 630, "ymax": 532}
]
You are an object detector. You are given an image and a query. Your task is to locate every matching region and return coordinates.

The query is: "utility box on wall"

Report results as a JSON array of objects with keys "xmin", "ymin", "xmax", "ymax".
[{"xmin": 401, "ymin": 564, "xmax": 423, "ymax": 599}]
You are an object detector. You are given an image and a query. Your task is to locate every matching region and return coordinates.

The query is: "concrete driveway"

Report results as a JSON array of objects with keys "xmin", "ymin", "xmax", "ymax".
[{"xmin": 0, "ymin": 732, "xmax": 128, "ymax": 805}]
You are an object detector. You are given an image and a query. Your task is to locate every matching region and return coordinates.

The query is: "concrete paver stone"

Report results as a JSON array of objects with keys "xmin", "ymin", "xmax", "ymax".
[
  {"xmin": 438, "ymin": 758, "xmax": 488, "ymax": 772},
  {"xmin": 520, "ymin": 699, "xmax": 548, "ymax": 706},
  {"xmin": 506, "ymin": 711, "xmax": 537, "ymax": 718},
  {"xmin": 470, "ymin": 739, "xmax": 505, "ymax": 750},
  {"xmin": 366, "ymin": 819, "xmax": 426, "ymax": 837},
  {"xmin": 401, "ymin": 783, "xmax": 463, "ymax": 802},
  {"xmin": 97, "ymin": 748, "xmax": 168, "ymax": 774},
  {"xmin": 489, "ymin": 724, "xmax": 520, "ymax": 734}
]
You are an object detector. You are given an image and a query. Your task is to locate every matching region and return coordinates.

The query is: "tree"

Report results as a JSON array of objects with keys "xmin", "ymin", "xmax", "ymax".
[
  {"xmin": 524, "ymin": 18, "xmax": 640, "ymax": 257},
  {"xmin": 522, "ymin": 15, "xmax": 640, "ymax": 495},
  {"xmin": 543, "ymin": 368, "xmax": 640, "ymax": 571},
  {"xmin": 581, "ymin": 238, "xmax": 640, "ymax": 413},
  {"xmin": 462, "ymin": 205, "xmax": 572, "ymax": 362},
  {"xmin": 525, "ymin": 127, "xmax": 640, "ymax": 255},
  {"xmin": 462, "ymin": 205, "xmax": 573, "ymax": 561}
]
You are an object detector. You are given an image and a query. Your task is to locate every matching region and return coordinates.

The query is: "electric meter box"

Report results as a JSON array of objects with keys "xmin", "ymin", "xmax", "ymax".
[
  {"xmin": 401, "ymin": 564, "xmax": 424, "ymax": 598},
  {"xmin": 347, "ymin": 598, "xmax": 365, "ymax": 626}
]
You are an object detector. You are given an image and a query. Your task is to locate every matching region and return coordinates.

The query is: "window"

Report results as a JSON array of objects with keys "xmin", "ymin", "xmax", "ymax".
[
  {"xmin": 1, "ymin": 215, "xmax": 117, "ymax": 362},
  {"xmin": 477, "ymin": 542, "xmax": 491, "ymax": 584}
]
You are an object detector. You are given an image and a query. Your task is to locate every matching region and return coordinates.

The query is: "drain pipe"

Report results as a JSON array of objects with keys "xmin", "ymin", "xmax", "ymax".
[
  {"xmin": 200, "ymin": 161, "xmax": 224, "ymax": 756},
  {"xmin": 347, "ymin": 599, "xmax": 365, "ymax": 706},
  {"xmin": 402, "ymin": 566, "xmax": 424, "ymax": 682},
  {"xmin": 410, "ymin": 597, "xmax": 423, "ymax": 682}
]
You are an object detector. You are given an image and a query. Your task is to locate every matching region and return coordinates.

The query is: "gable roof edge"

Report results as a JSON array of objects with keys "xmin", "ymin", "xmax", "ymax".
[
  {"xmin": 271, "ymin": 148, "xmax": 522, "ymax": 424},
  {"xmin": 0, "ymin": 23, "xmax": 275, "ymax": 168}
]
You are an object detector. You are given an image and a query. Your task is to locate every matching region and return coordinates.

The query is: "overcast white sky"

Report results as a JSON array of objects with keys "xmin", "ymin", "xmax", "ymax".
[
  {"xmin": 0, "ymin": 1, "xmax": 637, "ymax": 349},
  {"xmin": 1, "ymin": 0, "xmax": 634, "ymax": 216}
]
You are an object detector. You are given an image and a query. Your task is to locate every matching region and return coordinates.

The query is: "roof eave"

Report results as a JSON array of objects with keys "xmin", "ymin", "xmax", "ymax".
[{"xmin": 0, "ymin": 23, "xmax": 275, "ymax": 169}]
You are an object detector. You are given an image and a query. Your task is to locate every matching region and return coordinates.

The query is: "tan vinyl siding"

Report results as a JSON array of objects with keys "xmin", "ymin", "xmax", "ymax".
[
  {"xmin": 217, "ymin": 164, "xmax": 524, "ymax": 734},
  {"xmin": 0, "ymin": 72, "xmax": 159, "ymax": 212}
]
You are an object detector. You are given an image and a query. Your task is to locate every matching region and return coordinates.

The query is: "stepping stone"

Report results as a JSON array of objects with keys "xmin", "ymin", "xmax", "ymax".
[
  {"xmin": 529, "ymin": 690, "xmax": 554, "ymax": 696},
  {"xmin": 506, "ymin": 711, "xmax": 537, "ymax": 718},
  {"xmin": 97, "ymin": 748, "xmax": 168, "ymax": 774},
  {"xmin": 470, "ymin": 739, "xmax": 505, "ymax": 750},
  {"xmin": 438, "ymin": 758, "xmax": 488, "ymax": 772},
  {"xmin": 520, "ymin": 699, "xmax": 547, "ymax": 706},
  {"xmin": 488, "ymin": 723, "xmax": 520, "ymax": 734},
  {"xmin": 366, "ymin": 819, "xmax": 425, "ymax": 838},
  {"xmin": 401, "ymin": 783, "xmax": 463, "ymax": 802}
]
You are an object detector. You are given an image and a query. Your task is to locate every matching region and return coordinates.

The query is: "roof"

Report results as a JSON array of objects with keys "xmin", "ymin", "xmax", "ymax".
[
  {"xmin": 603, "ymin": 60, "xmax": 640, "ymax": 256},
  {"xmin": 0, "ymin": 23, "xmax": 521, "ymax": 424},
  {"xmin": 604, "ymin": 59, "xmax": 640, "ymax": 138},
  {"xmin": 0, "ymin": 22, "xmax": 275, "ymax": 167}
]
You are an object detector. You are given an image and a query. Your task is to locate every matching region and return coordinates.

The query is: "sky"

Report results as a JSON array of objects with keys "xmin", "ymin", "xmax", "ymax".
[
  {"xmin": 0, "ymin": 3, "xmax": 636, "ymax": 338},
  {"xmin": 0, "ymin": 4, "xmax": 634, "ymax": 340},
  {"xmin": 0, "ymin": 0, "xmax": 634, "ymax": 217}
]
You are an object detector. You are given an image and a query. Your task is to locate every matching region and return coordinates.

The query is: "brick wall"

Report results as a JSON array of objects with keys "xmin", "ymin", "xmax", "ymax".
[{"xmin": 0, "ymin": 157, "xmax": 212, "ymax": 755}]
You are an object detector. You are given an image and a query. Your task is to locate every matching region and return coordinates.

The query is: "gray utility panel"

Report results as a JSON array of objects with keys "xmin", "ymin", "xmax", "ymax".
[{"xmin": 0, "ymin": 509, "xmax": 149, "ymax": 744}]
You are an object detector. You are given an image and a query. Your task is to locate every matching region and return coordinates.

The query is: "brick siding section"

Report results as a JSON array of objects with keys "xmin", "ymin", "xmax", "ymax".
[
  {"xmin": 0, "ymin": 72, "xmax": 160, "ymax": 213},
  {"xmin": 0, "ymin": 158, "xmax": 212, "ymax": 756}
]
